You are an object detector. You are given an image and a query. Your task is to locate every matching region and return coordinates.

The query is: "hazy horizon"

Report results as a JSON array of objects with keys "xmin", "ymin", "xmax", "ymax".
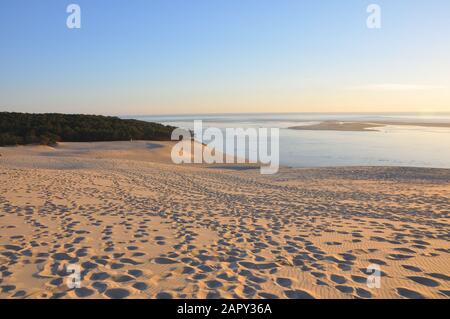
[{"xmin": 2, "ymin": 110, "xmax": 450, "ymax": 118}]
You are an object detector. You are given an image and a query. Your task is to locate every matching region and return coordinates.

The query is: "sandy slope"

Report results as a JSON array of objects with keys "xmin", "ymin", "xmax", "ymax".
[{"xmin": 0, "ymin": 142, "xmax": 449, "ymax": 299}]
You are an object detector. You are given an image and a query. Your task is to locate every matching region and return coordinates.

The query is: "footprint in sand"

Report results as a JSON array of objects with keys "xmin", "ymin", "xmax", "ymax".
[
  {"xmin": 132, "ymin": 282, "xmax": 148, "ymax": 291},
  {"xmin": 111, "ymin": 263, "xmax": 124, "ymax": 269},
  {"xmin": 311, "ymin": 272, "xmax": 326, "ymax": 279},
  {"xmin": 330, "ymin": 274, "xmax": 347, "ymax": 285},
  {"xmin": 92, "ymin": 282, "xmax": 108, "ymax": 293},
  {"xmin": 355, "ymin": 288, "xmax": 372, "ymax": 298},
  {"xmin": 206, "ymin": 291, "xmax": 221, "ymax": 299},
  {"xmin": 258, "ymin": 292, "xmax": 278, "ymax": 299},
  {"xmin": 52, "ymin": 253, "xmax": 72, "ymax": 261},
  {"xmin": 248, "ymin": 274, "xmax": 266, "ymax": 284},
  {"xmin": 156, "ymin": 292, "xmax": 173, "ymax": 299},
  {"xmin": 75, "ymin": 287, "xmax": 94, "ymax": 298},
  {"xmin": 393, "ymin": 247, "xmax": 416, "ymax": 254},
  {"xmin": 335, "ymin": 285, "xmax": 354, "ymax": 294},
  {"xmin": 119, "ymin": 258, "xmax": 141, "ymax": 265},
  {"xmin": 351, "ymin": 275, "xmax": 367, "ymax": 284},
  {"xmin": 12, "ymin": 290, "xmax": 27, "ymax": 298},
  {"xmin": 276, "ymin": 277, "xmax": 292, "ymax": 288},
  {"xmin": 284, "ymin": 290, "xmax": 315, "ymax": 299},
  {"xmin": 182, "ymin": 266, "xmax": 195, "ymax": 275},
  {"xmin": 241, "ymin": 285, "xmax": 257, "ymax": 298},
  {"xmin": 397, "ymin": 288, "xmax": 425, "ymax": 299},
  {"xmin": 402, "ymin": 265, "xmax": 422, "ymax": 273},
  {"xmin": 153, "ymin": 257, "xmax": 178, "ymax": 265},
  {"xmin": 387, "ymin": 254, "xmax": 413, "ymax": 261},
  {"xmin": 206, "ymin": 280, "xmax": 223, "ymax": 289},
  {"xmin": 368, "ymin": 258, "xmax": 387, "ymax": 266},
  {"xmin": 407, "ymin": 276, "xmax": 440, "ymax": 287},
  {"xmin": 426, "ymin": 273, "xmax": 450, "ymax": 281},
  {"xmin": 239, "ymin": 261, "xmax": 278, "ymax": 270},
  {"xmin": 128, "ymin": 269, "xmax": 143, "ymax": 278},
  {"xmin": 193, "ymin": 273, "xmax": 208, "ymax": 280},
  {"xmin": 339, "ymin": 253, "xmax": 356, "ymax": 261},
  {"xmin": 1, "ymin": 285, "xmax": 16, "ymax": 294},
  {"xmin": 90, "ymin": 272, "xmax": 110, "ymax": 281},
  {"xmin": 114, "ymin": 275, "xmax": 135, "ymax": 283},
  {"xmin": 104, "ymin": 288, "xmax": 130, "ymax": 299},
  {"xmin": 51, "ymin": 292, "xmax": 67, "ymax": 299},
  {"xmin": 81, "ymin": 261, "xmax": 97, "ymax": 270}
]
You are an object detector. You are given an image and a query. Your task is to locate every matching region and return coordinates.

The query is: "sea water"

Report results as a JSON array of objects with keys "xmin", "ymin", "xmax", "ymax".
[{"xmin": 126, "ymin": 113, "xmax": 450, "ymax": 169}]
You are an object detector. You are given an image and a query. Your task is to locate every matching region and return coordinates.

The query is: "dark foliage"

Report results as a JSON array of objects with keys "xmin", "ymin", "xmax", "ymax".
[{"xmin": 0, "ymin": 112, "xmax": 175, "ymax": 146}]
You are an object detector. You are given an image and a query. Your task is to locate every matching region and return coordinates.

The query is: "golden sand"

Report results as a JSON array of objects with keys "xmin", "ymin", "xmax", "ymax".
[{"xmin": 0, "ymin": 141, "xmax": 449, "ymax": 299}]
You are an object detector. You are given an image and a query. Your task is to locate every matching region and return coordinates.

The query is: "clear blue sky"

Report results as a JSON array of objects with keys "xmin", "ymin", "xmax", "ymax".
[{"xmin": 1, "ymin": 0, "xmax": 449, "ymax": 115}]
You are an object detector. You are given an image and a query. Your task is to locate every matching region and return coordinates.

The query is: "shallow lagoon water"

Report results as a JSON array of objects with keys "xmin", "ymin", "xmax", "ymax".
[{"xmin": 130, "ymin": 113, "xmax": 450, "ymax": 169}]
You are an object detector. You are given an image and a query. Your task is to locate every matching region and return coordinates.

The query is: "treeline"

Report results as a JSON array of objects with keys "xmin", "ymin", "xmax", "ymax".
[{"xmin": 0, "ymin": 112, "xmax": 176, "ymax": 146}]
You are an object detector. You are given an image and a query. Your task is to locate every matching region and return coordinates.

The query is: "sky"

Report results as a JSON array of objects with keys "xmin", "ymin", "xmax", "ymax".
[{"xmin": 0, "ymin": 0, "xmax": 449, "ymax": 115}]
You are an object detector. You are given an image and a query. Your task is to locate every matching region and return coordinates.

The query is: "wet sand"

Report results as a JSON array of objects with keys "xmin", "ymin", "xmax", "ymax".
[
  {"xmin": 0, "ymin": 141, "xmax": 449, "ymax": 299},
  {"xmin": 289, "ymin": 120, "xmax": 450, "ymax": 132}
]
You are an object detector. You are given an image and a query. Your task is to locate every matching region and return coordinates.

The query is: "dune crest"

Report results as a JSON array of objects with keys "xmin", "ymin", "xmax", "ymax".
[{"xmin": 0, "ymin": 142, "xmax": 449, "ymax": 299}]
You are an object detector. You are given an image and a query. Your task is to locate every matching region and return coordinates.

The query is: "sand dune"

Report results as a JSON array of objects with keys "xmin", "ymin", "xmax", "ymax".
[{"xmin": 0, "ymin": 142, "xmax": 449, "ymax": 299}]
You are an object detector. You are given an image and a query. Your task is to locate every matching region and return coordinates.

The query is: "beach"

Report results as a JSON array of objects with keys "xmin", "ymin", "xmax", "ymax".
[{"xmin": 0, "ymin": 141, "xmax": 449, "ymax": 299}]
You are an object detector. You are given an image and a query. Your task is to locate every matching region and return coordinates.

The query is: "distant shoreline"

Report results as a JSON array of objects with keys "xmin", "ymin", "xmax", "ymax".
[
  {"xmin": 289, "ymin": 120, "xmax": 450, "ymax": 132},
  {"xmin": 0, "ymin": 112, "xmax": 176, "ymax": 147}
]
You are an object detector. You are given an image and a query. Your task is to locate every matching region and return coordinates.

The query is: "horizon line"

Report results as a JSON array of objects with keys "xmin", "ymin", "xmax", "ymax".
[
  {"xmin": 121, "ymin": 111, "xmax": 450, "ymax": 118},
  {"xmin": 2, "ymin": 110, "xmax": 450, "ymax": 117}
]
